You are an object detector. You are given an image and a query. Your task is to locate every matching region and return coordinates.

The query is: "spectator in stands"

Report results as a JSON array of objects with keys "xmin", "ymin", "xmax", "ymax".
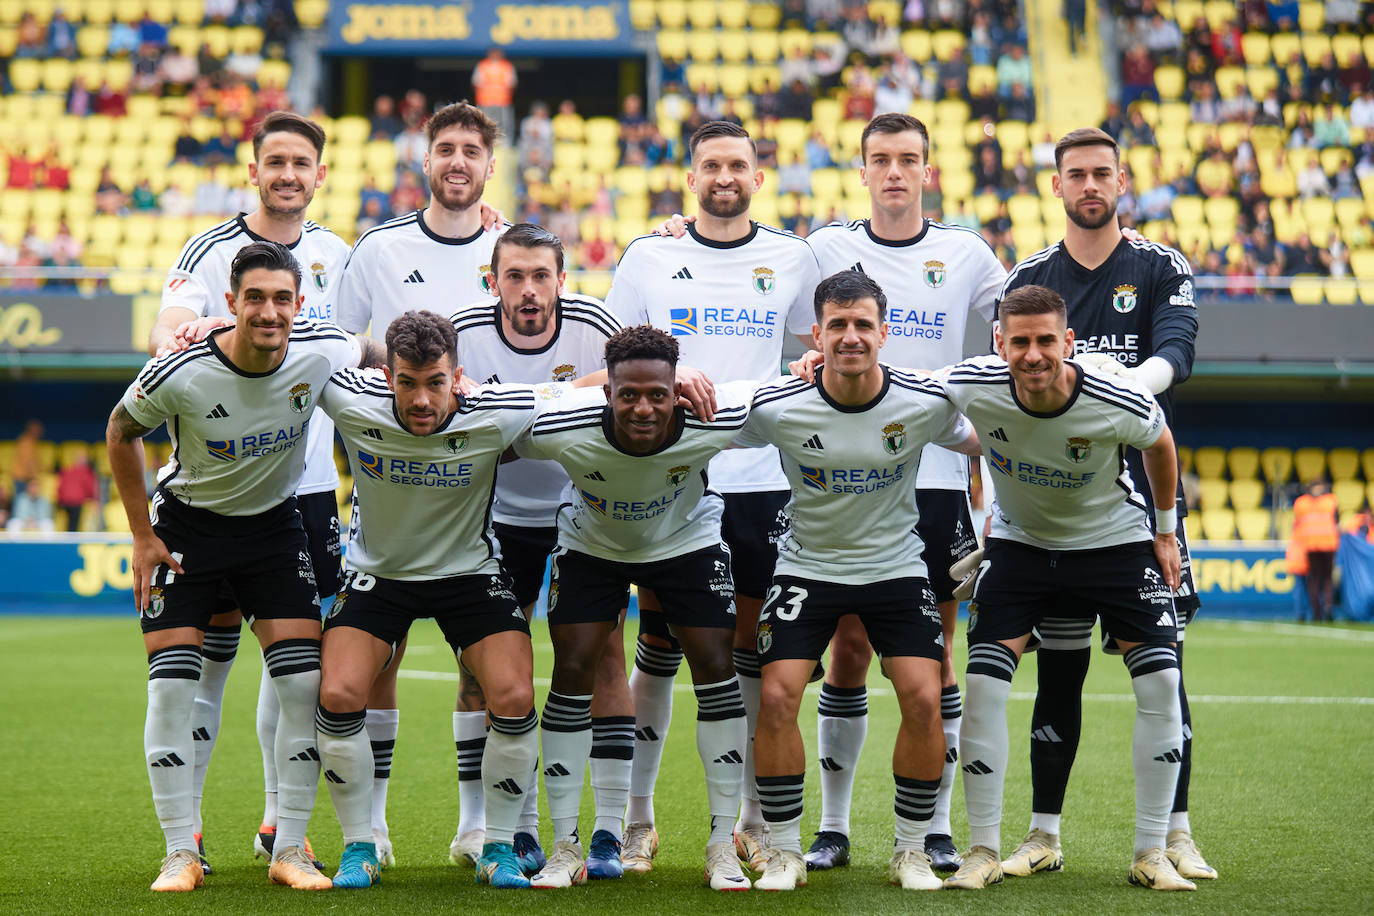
[
  {"xmin": 1064, "ymin": 0, "xmax": 1087, "ymax": 53},
  {"xmin": 996, "ymin": 42, "xmax": 1032, "ymax": 97},
  {"xmin": 807, "ymin": 0, "xmax": 843, "ymax": 28},
  {"xmin": 780, "ymin": 45, "xmax": 815, "ymax": 89},
  {"xmin": 108, "ymin": 19, "xmax": 140, "ymax": 56},
  {"xmin": 473, "ymin": 46, "xmax": 517, "ymax": 141},
  {"xmin": 192, "ymin": 172, "xmax": 230, "ymax": 215},
  {"xmin": 160, "ymin": 183, "xmax": 191, "ymax": 218},
  {"xmin": 642, "ymin": 125, "xmax": 673, "ymax": 166},
  {"xmin": 1122, "ymin": 107, "xmax": 1157, "ymax": 146},
  {"xmin": 1289, "ymin": 108, "xmax": 1316, "ymax": 147},
  {"xmin": 1120, "ymin": 43, "xmax": 1156, "ymax": 108},
  {"xmin": 660, "ymin": 55, "xmax": 686, "ymax": 88},
  {"xmin": 48, "ymin": 9, "xmax": 77, "ymax": 59},
  {"xmin": 215, "ymin": 73, "xmax": 254, "ymax": 123},
  {"xmin": 1100, "ymin": 101, "xmax": 1128, "ymax": 141},
  {"xmin": 778, "ymin": 151, "xmax": 812, "ymax": 196},
  {"xmin": 969, "ymin": 82, "xmax": 999, "ymax": 121},
  {"xmin": 201, "ymin": 127, "xmax": 239, "ymax": 166},
  {"xmin": 970, "ymin": 10, "xmax": 997, "ymax": 64},
  {"xmin": 779, "ymin": 78, "xmax": 815, "ymax": 121},
  {"xmin": 130, "ymin": 180, "xmax": 160, "ymax": 212},
  {"xmin": 1137, "ymin": 173, "xmax": 1177, "ymax": 221},
  {"xmin": 132, "ymin": 42, "xmax": 164, "ymax": 94},
  {"xmin": 1267, "ymin": 0, "xmax": 1300, "ymax": 30},
  {"xmin": 1003, "ymin": 82, "xmax": 1036, "ymax": 121},
  {"xmin": 1331, "ymin": 160, "xmax": 1360, "ymax": 199},
  {"xmin": 1293, "ymin": 481, "xmax": 1339, "ymax": 622},
  {"xmin": 0, "ymin": 480, "xmax": 10, "ymax": 529},
  {"xmin": 754, "ymin": 77, "xmax": 783, "ymax": 121},
  {"xmin": 1307, "ymin": 52, "xmax": 1342, "ymax": 102},
  {"xmin": 5, "ymin": 148, "xmax": 37, "ymax": 190},
  {"xmin": 805, "ymin": 129, "xmax": 835, "ymax": 169},
  {"xmin": 691, "ymin": 81, "xmax": 724, "ymax": 120},
  {"xmin": 1351, "ymin": 86, "xmax": 1374, "ymax": 129},
  {"xmin": 1296, "ymin": 155, "xmax": 1332, "ymax": 199},
  {"xmin": 813, "ymin": 42, "xmax": 846, "ymax": 93},
  {"xmin": 1339, "ymin": 54, "xmax": 1371, "ymax": 100},
  {"xmin": 94, "ymin": 80, "xmax": 128, "ymax": 117},
  {"xmin": 15, "ymin": 12, "xmax": 47, "ymax": 58},
  {"xmin": 1219, "ymin": 84, "xmax": 1258, "ymax": 123},
  {"xmin": 1144, "ymin": 12, "xmax": 1183, "ymax": 59},
  {"xmin": 11, "ymin": 420, "xmax": 44, "ymax": 486},
  {"xmin": 204, "ymin": 0, "xmax": 236, "ymax": 23},
  {"xmin": 172, "ymin": 120, "xmax": 202, "ymax": 164},
  {"xmin": 580, "ymin": 232, "xmax": 615, "ymax": 271},
  {"xmin": 1282, "ymin": 232, "xmax": 1325, "ymax": 274},
  {"xmin": 874, "ymin": 65, "xmax": 915, "ymax": 115},
  {"xmin": 619, "ymin": 93, "xmax": 649, "ymax": 145},
  {"xmin": 518, "ymin": 101, "xmax": 555, "ymax": 172},
  {"xmin": 1312, "ymin": 103, "xmax": 1350, "ymax": 148},
  {"xmin": 394, "ymin": 120, "xmax": 427, "ymax": 176},
  {"xmin": 197, "ymin": 42, "xmax": 224, "ymax": 80},
  {"xmin": 94, "ymin": 167, "xmax": 125, "ymax": 215},
  {"xmin": 842, "ymin": 61, "xmax": 877, "ymax": 121},
  {"xmin": 137, "ymin": 12, "xmax": 168, "ymax": 49},
  {"xmin": 650, "ymin": 182, "xmax": 682, "ymax": 218},
  {"xmin": 937, "ymin": 46, "xmax": 971, "ymax": 97},
  {"xmin": 7, "ymin": 479, "xmax": 54, "ymax": 534},
  {"xmin": 390, "ymin": 169, "xmax": 425, "ymax": 214},
  {"xmin": 546, "ymin": 199, "xmax": 581, "ymax": 249},
  {"xmin": 356, "ymin": 196, "xmax": 387, "ymax": 236},
  {"xmin": 369, "ymin": 95, "xmax": 404, "ymax": 140},
  {"xmin": 55, "ymin": 452, "xmax": 97, "ymax": 533},
  {"xmin": 1189, "ymin": 81, "xmax": 1221, "ymax": 124},
  {"xmin": 65, "ymin": 75, "xmax": 93, "ymax": 117},
  {"xmin": 159, "ymin": 45, "xmax": 198, "ymax": 95}
]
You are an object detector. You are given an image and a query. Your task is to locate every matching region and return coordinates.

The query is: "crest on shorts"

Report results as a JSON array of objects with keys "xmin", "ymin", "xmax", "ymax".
[
  {"xmin": 1065, "ymin": 436, "xmax": 1092, "ymax": 463},
  {"xmin": 1112, "ymin": 284, "xmax": 1137, "ymax": 313},
  {"xmin": 310, "ymin": 260, "xmax": 327, "ymax": 292},
  {"xmin": 882, "ymin": 422, "xmax": 907, "ymax": 455},
  {"xmin": 144, "ymin": 586, "xmax": 165, "ymax": 619},
  {"xmin": 752, "ymin": 266, "xmax": 775, "ymax": 295},
  {"xmin": 445, "ymin": 431, "xmax": 469, "ymax": 454},
  {"xmin": 923, "ymin": 259, "xmax": 946, "ymax": 288},
  {"xmin": 479, "ymin": 263, "xmax": 494, "ymax": 295},
  {"xmin": 548, "ymin": 582, "xmax": 559, "ymax": 610},
  {"xmin": 327, "ymin": 589, "xmax": 346, "ymax": 618},
  {"xmin": 289, "ymin": 382, "xmax": 312, "ymax": 413},
  {"xmin": 552, "ymin": 363, "xmax": 577, "ymax": 382},
  {"xmin": 757, "ymin": 622, "xmax": 773, "ymax": 654},
  {"xmin": 666, "ymin": 465, "xmax": 691, "ymax": 486}
]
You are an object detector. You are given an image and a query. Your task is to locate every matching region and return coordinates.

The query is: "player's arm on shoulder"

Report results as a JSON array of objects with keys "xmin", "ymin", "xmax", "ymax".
[
  {"xmin": 105, "ymin": 402, "xmax": 182, "ymax": 609},
  {"xmin": 1142, "ymin": 423, "xmax": 1181, "ymax": 589},
  {"xmin": 356, "ymin": 334, "xmax": 387, "ymax": 369},
  {"xmin": 1147, "ymin": 269, "xmax": 1199, "ymax": 389},
  {"xmin": 940, "ymin": 408, "xmax": 982, "ymax": 457},
  {"xmin": 676, "ymin": 365, "xmax": 716, "ymax": 421},
  {"xmin": 148, "ymin": 306, "xmax": 199, "ymax": 356}
]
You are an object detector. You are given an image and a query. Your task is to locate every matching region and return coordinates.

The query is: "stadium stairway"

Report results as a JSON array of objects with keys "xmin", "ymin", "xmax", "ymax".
[{"xmin": 1025, "ymin": 0, "xmax": 1108, "ymax": 139}]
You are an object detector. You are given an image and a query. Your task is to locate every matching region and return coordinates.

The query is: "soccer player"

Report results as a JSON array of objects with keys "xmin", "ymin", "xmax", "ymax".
[
  {"xmin": 736, "ymin": 271, "xmax": 981, "ymax": 892},
  {"xmin": 995, "ymin": 127, "xmax": 1210, "ymax": 881},
  {"xmin": 314, "ymin": 310, "xmax": 562, "ymax": 889},
  {"xmin": 108, "ymin": 241, "xmax": 380, "ymax": 892},
  {"xmin": 149, "ymin": 111, "xmax": 349, "ymax": 872},
  {"xmin": 512, "ymin": 326, "xmax": 756, "ymax": 891},
  {"xmin": 800, "ymin": 113, "xmax": 1006, "ymax": 872},
  {"xmin": 448, "ymin": 223, "xmax": 627, "ymax": 876},
  {"xmin": 335, "ymin": 100, "xmax": 507, "ymax": 866},
  {"xmin": 938, "ymin": 284, "xmax": 1194, "ymax": 892},
  {"xmin": 604, "ymin": 120, "xmax": 821, "ymax": 872}
]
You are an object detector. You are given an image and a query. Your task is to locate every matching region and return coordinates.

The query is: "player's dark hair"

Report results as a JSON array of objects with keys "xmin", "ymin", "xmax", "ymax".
[
  {"xmin": 426, "ymin": 100, "xmax": 502, "ymax": 151},
  {"xmin": 229, "ymin": 240, "xmax": 300, "ymax": 294},
  {"xmin": 861, "ymin": 112, "xmax": 929, "ymax": 160},
  {"xmin": 688, "ymin": 120, "xmax": 756, "ymax": 162},
  {"xmin": 252, "ymin": 111, "xmax": 326, "ymax": 160},
  {"xmin": 492, "ymin": 222, "xmax": 565, "ymax": 276},
  {"xmin": 386, "ymin": 310, "xmax": 458, "ymax": 370},
  {"xmin": 814, "ymin": 269, "xmax": 887, "ymax": 321},
  {"xmin": 1054, "ymin": 126, "xmax": 1119, "ymax": 170},
  {"xmin": 604, "ymin": 326, "xmax": 679, "ymax": 374},
  {"xmin": 998, "ymin": 284, "xmax": 1066, "ymax": 322}
]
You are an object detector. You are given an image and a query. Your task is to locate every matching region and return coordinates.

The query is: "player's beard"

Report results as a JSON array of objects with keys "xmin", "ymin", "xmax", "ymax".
[
  {"xmin": 260, "ymin": 182, "xmax": 313, "ymax": 219},
  {"xmin": 1065, "ymin": 193, "xmax": 1117, "ymax": 230},
  {"xmin": 698, "ymin": 182, "xmax": 751, "ymax": 219},
  {"xmin": 502, "ymin": 295, "xmax": 556, "ymax": 338},
  {"xmin": 429, "ymin": 168, "xmax": 485, "ymax": 212}
]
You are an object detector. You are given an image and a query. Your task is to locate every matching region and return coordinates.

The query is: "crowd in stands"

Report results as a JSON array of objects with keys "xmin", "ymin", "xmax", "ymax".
[{"xmin": 1108, "ymin": 0, "xmax": 1374, "ymax": 288}]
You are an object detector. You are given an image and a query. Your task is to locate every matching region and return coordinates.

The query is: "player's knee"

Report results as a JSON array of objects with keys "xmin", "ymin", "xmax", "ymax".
[
  {"xmin": 896, "ymin": 680, "xmax": 941, "ymax": 728},
  {"xmin": 758, "ymin": 674, "xmax": 805, "ymax": 725},
  {"xmin": 484, "ymin": 678, "xmax": 536, "ymax": 719}
]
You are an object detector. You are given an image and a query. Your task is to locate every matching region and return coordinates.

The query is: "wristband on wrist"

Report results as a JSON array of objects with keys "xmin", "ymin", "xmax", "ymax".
[{"xmin": 1155, "ymin": 506, "xmax": 1178, "ymax": 535}]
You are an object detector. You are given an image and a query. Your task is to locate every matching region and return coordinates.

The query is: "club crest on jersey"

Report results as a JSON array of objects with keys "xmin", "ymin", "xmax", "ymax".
[
  {"xmin": 552, "ymin": 363, "xmax": 577, "ymax": 382},
  {"xmin": 357, "ymin": 451, "xmax": 384, "ymax": 480},
  {"xmin": 479, "ymin": 263, "xmax": 493, "ymax": 295},
  {"xmin": 288, "ymin": 382, "xmax": 312, "ymax": 413},
  {"xmin": 144, "ymin": 586, "xmax": 165, "ymax": 619},
  {"xmin": 445, "ymin": 431, "xmax": 469, "ymax": 454},
  {"xmin": 206, "ymin": 439, "xmax": 236, "ymax": 462},
  {"xmin": 670, "ymin": 308, "xmax": 699, "ymax": 335},
  {"xmin": 799, "ymin": 465, "xmax": 826, "ymax": 491},
  {"xmin": 1112, "ymin": 284, "xmax": 1138, "ymax": 313},
  {"xmin": 757, "ymin": 622, "xmax": 773, "ymax": 654},
  {"xmin": 581, "ymin": 489, "xmax": 607, "ymax": 515},
  {"xmin": 752, "ymin": 266, "xmax": 775, "ymax": 295},
  {"xmin": 666, "ymin": 465, "xmax": 691, "ymax": 486},
  {"xmin": 882, "ymin": 422, "xmax": 907, "ymax": 455},
  {"xmin": 310, "ymin": 260, "xmax": 327, "ymax": 292},
  {"xmin": 535, "ymin": 383, "xmax": 564, "ymax": 399},
  {"xmin": 1066, "ymin": 436, "xmax": 1093, "ymax": 463},
  {"xmin": 923, "ymin": 259, "xmax": 946, "ymax": 288}
]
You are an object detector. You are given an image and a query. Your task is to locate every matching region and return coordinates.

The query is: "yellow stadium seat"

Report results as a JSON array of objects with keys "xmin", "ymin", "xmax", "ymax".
[
  {"xmin": 1325, "ymin": 279, "xmax": 1358, "ymax": 305},
  {"xmin": 1177, "ymin": 445, "xmax": 1194, "ymax": 476},
  {"xmin": 1235, "ymin": 508, "xmax": 1273, "ymax": 542},
  {"xmin": 1331, "ymin": 33, "xmax": 1361, "ymax": 67},
  {"xmin": 779, "ymin": 28, "xmax": 811, "ymax": 58},
  {"xmin": 1289, "ymin": 276, "xmax": 1325, "ymax": 304},
  {"xmin": 1193, "ymin": 446, "xmax": 1227, "ymax": 480},
  {"xmin": 1241, "ymin": 32, "xmax": 1271, "ymax": 64},
  {"xmin": 686, "ymin": 28, "xmax": 717, "ymax": 62},
  {"xmin": 232, "ymin": 25, "xmax": 264, "ymax": 56},
  {"xmin": 8, "ymin": 58, "xmax": 40, "ymax": 93},
  {"xmin": 931, "ymin": 30, "xmax": 965, "ymax": 62},
  {"xmin": 901, "ymin": 29, "xmax": 931, "ymax": 62},
  {"xmin": 656, "ymin": 28, "xmax": 688, "ymax": 62},
  {"xmin": 1293, "ymin": 446, "xmax": 1326, "ymax": 484},
  {"xmin": 1200, "ymin": 507, "xmax": 1236, "ymax": 541},
  {"xmin": 1259, "ymin": 447, "xmax": 1292, "ymax": 484},
  {"xmin": 1333, "ymin": 479, "xmax": 1366, "ymax": 514},
  {"xmin": 1360, "ymin": 448, "xmax": 1374, "ymax": 482},
  {"xmin": 1245, "ymin": 66, "xmax": 1279, "ymax": 100},
  {"xmin": 1229, "ymin": 478, "xmax": 1265, "ymax": 510},
  {"xmin": 83, "ymin": 0, "xmax": 115, "ymax": 25},
  {"xmin": 748, "ymin": 29, "xmax": 779, "ymax": 63},
  {"xmin": 1298, "ymin": 1, "xmax": 1325, "ymax": 31},
  {"xmin": 686, "ymin": 0, "xmax": 717, "ymax": 28},
  {"xmin": 1198, "ymin": 477, "xmax": 1229, "ymax": 510},
  {"xmin": 1214, "ymin": 66, "xmax": 1245, "ymax": 99},
  {"xmin": 1328, "ymin": 447, "xmax": 1359, "ymax": 482},
  {"xmin": 1227, "ymin": 446, "xmax": 1260, "ymax": 480},
  {"xmin": 748, "ymin": 1, "xmax": 781, "ymax": 29},
  {"xmin": 719, "ymin": 63, "xmax": 749, "ymax": 97},
  {"xmin": 1300, "ymin": 33, "xmax": 1330, "ymax": 67},
  {"xmin": 296, "ymin": 0, "xmax": 329, "ymax": 29},
  {"xmin": 1154, "ymin": 66, "xmax": 1185, "ymax": 101},
  {"xmin": 1270, "ymin": 31, "xmax": 1301, "ymax": 65},
  {"xmin": 1203, "ymin": 0, "xmax": 1235, "ymax": 30}
]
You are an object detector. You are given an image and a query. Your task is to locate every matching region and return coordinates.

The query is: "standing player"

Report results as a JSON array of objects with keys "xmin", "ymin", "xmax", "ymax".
[
  {"xmin": 799, "ymin": 113, "xmax": 1005, "ymax": 873},
  {"xmin": 149, "ymin": 111, "xmax": 349, "ymax": 871},
  {"xmin": 604, "ymin": 121, "xmax": 821, "ymax": 872},
  {"xmin": 108, "ymin": 241, "xmax": 379, "ymax": 892},
  {"xmin": 314, "ymin": 311, "xmax": 559, "ymax": 889},
  {"xmin": 448, "ymin": 223, "xmax": 628, "ymax": 877},
  {"xmin": 334, "ymin": 100, "xmax": 507, "ymax": 866},
  {"xmin": 939, "ymin": 284, "xmax": 1193, "ymax": 892},
  {"xmin": 512, "ymin": 326, "xmax": 755, "ymax": 891},
  {"xmin": 737, "ymin": 271, "xmax": 981, "ymax": 892},
  {"xmin": 995, "ymin": 127, "xmax": 1210, "ymax": 881}
]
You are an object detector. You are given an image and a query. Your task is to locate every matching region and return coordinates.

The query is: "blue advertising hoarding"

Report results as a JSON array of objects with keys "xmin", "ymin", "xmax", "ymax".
[{"xmin": 325, "ymin": 1, "xmax": 639, "ymax": 56}]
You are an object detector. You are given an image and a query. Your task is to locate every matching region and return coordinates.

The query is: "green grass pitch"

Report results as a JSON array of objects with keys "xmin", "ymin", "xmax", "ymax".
[{"xmin": 3, "ymin": 614, "xmax": 1372, "ymax": 914}]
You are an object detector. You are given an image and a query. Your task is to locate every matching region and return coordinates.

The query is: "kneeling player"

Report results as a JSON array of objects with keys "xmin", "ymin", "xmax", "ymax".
[
  {"xmin": 314, "ymin": 311, "xmax": 558, "ymax": 888},
  {"xmin": 736, "ymin": 271, "xmax": 982, "ymax": 891},
  {"xmin": 938, "ymin": 285, "xmax": 1194, "ymax": 891}
]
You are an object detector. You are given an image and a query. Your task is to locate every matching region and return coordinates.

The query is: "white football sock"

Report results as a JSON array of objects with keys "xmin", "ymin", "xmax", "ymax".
[
  {"xmin": 961, "ymin": 643, "xmax": 1018, "ymax": 856},
  {"xmin": 930, "ymin": 684, "xmax": 961, "ymax": 838},
  {"xmin": 694, "ymin": 678, "xmax": 746, "ymax": 847},
  {"xmin": 485, "ymin": 711, "xmax": 539, "ymax": 846},
  {"xmin": 894, "ymin": 775, "xmax": 939, "ymax": 852},
  {"xmin": 590, "ymin": 716, "xmax": 634, "ymax": 837},
  {"xmin": 626, "ymin": 639, "xmax": 680, "ymax": 825},
  {"xmin": 365, "ymin": 707, "xmax": 398, "ymax": 838},
  {"xmin": 815, "ymin": 683, "xmax": 867, "ymax": 836},
  {"xmin": 189, "ymin": 625, "xmax": 239, "ymax": 837},
  {"xmin": 454, "ymin": 710, "xmax": 488, "ymax": 836},
  {"xmin": 256, "ymin": 662, "xmax": 280, "ymax": 826},
  {"xmin": 1125, "ymin": 647, "xmax": 1182, "ymax": 854},
  {"xmin": 316, "ymin": 706, "xmax": 373, "ymax": 844},
  {"xmin": 756, "ymin": 774, "xmax": 804, "ymax": 853},
  {"xmin": 732, "ymin": 648, "xmax": 764, "ymax": 830},
  {"xmin": 147, "ymin": 646, "xmax": 202, "ymax": 856},
  {"xmin": 541, "ymin": 692, "xmax": 592, "ymax": 843},
  {"xmin": 264, "ymin": 640, "xmax": 322, "ymax": 853}
]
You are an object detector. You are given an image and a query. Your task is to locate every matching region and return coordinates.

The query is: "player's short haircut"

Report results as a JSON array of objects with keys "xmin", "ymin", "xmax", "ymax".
[
  {"xmin": 998, "ymin": 284, "xmax": 1066, "ymax": 323},
  {"xmin": 492, "ymin": 222, "xmax": 565, "ymax": 276},
  {"xmin": 1054, "ymin": 127, "xmax": 1119, "ymax": 170},
  {"xmin": 688, "ymin": 120, "xmax": 757, "ymax": 163},
  {"xmin": 605, "ymin": 326, "xmax": 679, "ymax": 374},
  {"xmin": 860, "ymin": 112, "xmax": 930, "ymax": 160},
  {"xmin": 814, "ymin": 269, "xmax": 887, "ymax": 322},
  {"xmin": 426, "ymin": 100, "xmax": 502, "ymax": 151},
  {"xmin": 385, "ymin": 310, "xmax": 458, "ymax": 370},
  {"xmin": 229, "ymin": 241, "xmax": 300, "ymax": 294},
  {"xmin": 252, "ymin": 111, "xmax": 327, "ymax": 161}
]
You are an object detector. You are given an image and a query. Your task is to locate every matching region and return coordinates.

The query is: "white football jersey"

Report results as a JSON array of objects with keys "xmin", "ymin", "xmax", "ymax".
[
  {"xmin": 450, "ymin": 294, "xmax": 622, "ymax": 527},
  {"xmin": 160, "ymin": 215, "xmax": 351, "ymax": 496},
  {"xmin": 737, "ymin": 368, "xmax": 972, "ymax": 585},
  {"xmin": 513, "ymin": 382, "xmax": 756, "ymax": 563},
  {"xmin": 320, "ymin": 371, "xmax": 551, "ymax": 579},
  {"xmin": 122, "ymin": 321, "xmax": 360, "ymax": 515},
  {"xmin": 940, "ymin": 355, "xmax": 1167, "ymax": 550},
  {"xmin": 335, "ymin": 210, "xmax": 507, "ymax": 337},
  {"xmin": 808, "ymin": 218, "xmax": 1005, "ymax": 491},
  {"xmin": 605, "ymin": 222, "xmax": 821, "ymax": 493}
]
